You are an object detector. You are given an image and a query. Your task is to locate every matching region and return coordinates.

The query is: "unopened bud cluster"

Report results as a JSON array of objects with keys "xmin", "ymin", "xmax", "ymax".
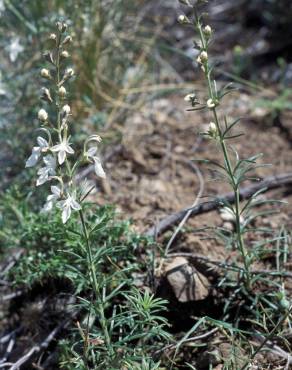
[
  {"xmin": 25, "ymin": 21, "xmax": 106, "ymax": 224},
  {"xmin": 182, "ymin": 11, "xmax": 220, "ymax": 139}
]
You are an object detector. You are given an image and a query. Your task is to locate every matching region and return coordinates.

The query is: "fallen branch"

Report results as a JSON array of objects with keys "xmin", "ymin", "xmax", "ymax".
[
  {"xmin": 3, "ymin": 325, "xmax": 61, "ymax": 370},
  {"xmin": 167, "ymin": 253, "xmax": 292, "ymax": 279},
  {"xmin": 146, "ymin": 172, "xmax": 292, "ymax": 238},
  {"xmin": 0, "ymin": 317, "xmax": 72, "ymax": 370}
]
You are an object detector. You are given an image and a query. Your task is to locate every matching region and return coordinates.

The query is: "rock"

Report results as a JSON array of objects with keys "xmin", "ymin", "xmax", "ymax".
[
  {"xmin": 222, "ymin": 221, "xmax": 234, "ymax": 231},
  {"xmin": 164, "ymin": 257, "xmax": 210, "ymax": 302}
]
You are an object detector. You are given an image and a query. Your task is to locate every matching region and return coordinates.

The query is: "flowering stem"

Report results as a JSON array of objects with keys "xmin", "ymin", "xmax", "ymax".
[{"xmin": 194, "ymin": 12, "xmax": 251, "ymax": 290}]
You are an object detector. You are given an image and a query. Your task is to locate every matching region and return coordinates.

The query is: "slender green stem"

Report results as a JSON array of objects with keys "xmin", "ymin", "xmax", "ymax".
[
  {"xmin": 78, "ymin": 209, "xmax": 113, "ymax": 357},
  {"xmin": 213, "ymin": 110, "xmax": 251, "ymax": 288}
]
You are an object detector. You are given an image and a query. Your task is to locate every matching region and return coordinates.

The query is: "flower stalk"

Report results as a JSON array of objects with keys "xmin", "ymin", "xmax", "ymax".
[
  {"xmin": 25, "ymin": 20, "xmax": 111, "ymax": 364},
  {"xmin": 183, "ymin": 5, "xmax": 252, "ymax": 290}
]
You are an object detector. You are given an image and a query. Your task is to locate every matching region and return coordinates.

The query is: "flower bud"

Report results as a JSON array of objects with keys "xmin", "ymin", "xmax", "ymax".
[
  {"xmin": 65, "ymin": 68, "xmax": 74, "ymax": 77},
  {"xmin": 178, "ymin": 15, "xmax": 190, "ymax": 24},
  {"xmin": 62, "ymin": 104, "xmax": 71, "ymax": 115},
  {"xmin": 41, "ymin": 87, "xmax": 53, "ymax": 103},
  {"xmin": 43, "ymin": 51, "xmax": 55, "ymax": 65},
  {"xmin": 61, "ymin": 50, "xmax": 69, "ymax": 58},
  {"xmin": 38, "ymin": 108, "xmax": 48, "ymax": 122},
  {"xmin": 40, "ymin": 68, "xmax": 51, "ymax": 79},
  {"xmin": 62, "ymin": 35, "xmax": 72, "ymax": 45},
  {"xmin": 208, "ymin": 122, "xmax": 217, "ymax": 135},
  {"xmin": 58, "ymin": 86, "xmax": 67, "ymax": 98},
  {"xmin": 178, "ymin": 0, "xmax": 191, "ymax": 5},
  {"xmin": 56, "ymin": 21, "xmax": 67, "ymax": 33},
  {"xmin": 184, "ymin": 93, "xmax": 196, "ymax": 102},
  {"xmin": 49, "ymin": 33, "xmax": 57, "ymax": 41},
  {"xmin": 207, "ymin": 98, "xmax": 216, "ymax": 108},
  {"xmin": 199, "ymin": 51, "xmax": 208, "ymax": 63},
  {"xmin": 203, "ymin": 25, "xmax": 212, "ymax": 37}
]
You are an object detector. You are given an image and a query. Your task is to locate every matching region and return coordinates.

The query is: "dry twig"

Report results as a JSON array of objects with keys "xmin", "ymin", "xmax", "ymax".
[{"xmin": 146, "ymin": 172, "xmax": 292, "ymax": 237}]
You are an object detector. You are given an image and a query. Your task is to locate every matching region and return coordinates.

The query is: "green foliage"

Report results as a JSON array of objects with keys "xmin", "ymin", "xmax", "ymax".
[
  {"xmin": 1, "ymin": 187, "xmax": 168, "ymax": 368},
  {"xmin": 4, "ymin": 200, "xmax": 139, "ymax": 289}
]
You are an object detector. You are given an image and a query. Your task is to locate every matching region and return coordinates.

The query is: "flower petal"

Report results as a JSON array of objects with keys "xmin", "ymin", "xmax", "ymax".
[
  {"xmin": 37, "ymin": 136, "xmax": 49, "ymax": 148},
  {"xmin": 25, "ymin": 147, "xmax": 41, "ymax": 168},
  {"xmin": 65, "ymin": 144, "xmax": 74, "ymax": 154},
  {"xmin": 62, "ymin": 205, "xmax": 71, "ymax": 224},
  {"xmin": 94, "ymin": 158, "xmax": 106, "ymax": 178},
  {"xmin": 36, "ymin": 173, "xmax": 49, "ymax": 186},
  {"xmin": 58, "ymin": 150, "xmax": 66, "ymax": 165},
  {"xmin": 51, "ymin": 186, "xmax": 61, "ymax": 197},
  {"xmin": 70, "ymin": 199, "xmax": 81, "ymax": 211},
  {"xmin": 43, "ymin": 155, "xmax": 56, "ymax": 169},
  {"xmin": 41, "ymin": 200, "xmax": 53, "ymax": 213},
  {"xmin": 51, "ymin": 144, "xmax": 62, "ymax": 152}
]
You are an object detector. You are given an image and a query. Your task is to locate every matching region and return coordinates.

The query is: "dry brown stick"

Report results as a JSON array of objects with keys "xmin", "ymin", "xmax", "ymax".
[
  {"xmin": 146, "ymin": 172, "xmax": 292, "ymax": 238},
  {"xmin": 3, "ymin": 325, "xmax": 62, "ymax": 370},
  {"xmin": 0, "ymin": 315, "xmax": 74, "ymax": 370},
  {"xmin": 167, "ymin": 253, "xmax": 292, "ymax": 278}
]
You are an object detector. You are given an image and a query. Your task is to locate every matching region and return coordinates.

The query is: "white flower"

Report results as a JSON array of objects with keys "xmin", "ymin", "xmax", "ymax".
[
  {"xmin": 207, "ymin": 98, "xmax": 216, "ymax": 108},
  {"xmin": 86, "ymin": 147, "xmax": 106, "ymax": 179},
  {"xmin": 25, "ymin": 136, "xmax": 49, "ymax": 168},
  {"xmin": 38, "ymin": 108, "xmax": 48, "ymax": 122},
  {"xmin": 36, "ymin": 155, "xmax": 56, "ymax": 186},
  {"xmin": 41, "ymin": 186, "xmax": 61, "ymax": 212},
  {"xmin": 51, "ymin": 138, "xmax": 74, "ymax": 165},
  {"xmin": 57, "ymin": 194, "xmax": 81, "ymax": 224}
]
